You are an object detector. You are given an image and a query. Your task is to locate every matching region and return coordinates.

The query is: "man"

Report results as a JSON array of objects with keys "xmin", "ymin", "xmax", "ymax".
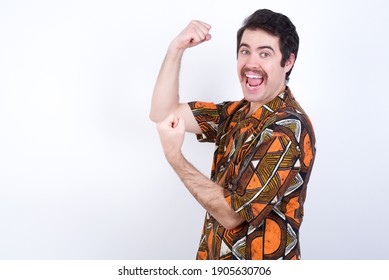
[{"xmin": 150, "ymin": 9, "xmax": 316, "ymax": 260}]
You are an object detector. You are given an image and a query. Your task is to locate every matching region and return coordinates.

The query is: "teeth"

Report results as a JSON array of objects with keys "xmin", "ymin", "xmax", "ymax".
[{"xmin": 246, "ymin": 74, "xmax": 262, "ymax": 79}]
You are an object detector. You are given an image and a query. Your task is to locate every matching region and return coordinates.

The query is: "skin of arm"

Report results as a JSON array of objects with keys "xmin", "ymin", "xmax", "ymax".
[
  {"xmin": 149, "ymin": 20, "xmax": 212, "ymax": 134},
  {"xmin": 156, "ymin": 114, "xmax": 245, "ymax": 230}
]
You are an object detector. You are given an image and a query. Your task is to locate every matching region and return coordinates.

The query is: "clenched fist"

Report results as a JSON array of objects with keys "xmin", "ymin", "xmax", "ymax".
[
  {"xmin": 156, "ymin": 114, "xmax": 186, "ymax": 160},
  {"xmin": 169, "ymin": 20, "xmax": 212, "ymax": 51}
]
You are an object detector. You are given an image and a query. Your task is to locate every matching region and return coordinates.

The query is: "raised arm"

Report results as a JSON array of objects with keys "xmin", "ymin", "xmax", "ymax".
[{"xmin": 149, "ymin": 20, "xmax": 212, "ymax": 134}]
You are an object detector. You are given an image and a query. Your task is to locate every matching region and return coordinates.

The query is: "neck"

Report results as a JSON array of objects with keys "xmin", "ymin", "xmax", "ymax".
[
  {"xmin": 247, "ymin": 103, "xmax": 261, "ymax": 117},
  {"xmin": 247, "ymin": 85, "xmax": 287, "ymax": 116}
]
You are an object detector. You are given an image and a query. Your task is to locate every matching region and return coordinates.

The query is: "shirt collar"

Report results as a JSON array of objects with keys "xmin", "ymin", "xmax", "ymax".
[{"xmin": 242, "ymin": 87, "xmax": 291, "ymax": 121}]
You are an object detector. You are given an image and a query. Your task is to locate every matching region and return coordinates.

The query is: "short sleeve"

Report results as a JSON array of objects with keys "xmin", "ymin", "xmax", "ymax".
[{"xmin": 188, "ymin": 101, "xmax": 221, "ymax": 143}]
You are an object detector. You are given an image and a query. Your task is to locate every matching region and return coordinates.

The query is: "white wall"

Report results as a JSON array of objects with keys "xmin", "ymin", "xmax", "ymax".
[{"xmin": 1, "ymin": 0, "xmax": 388, "ymax": 259}]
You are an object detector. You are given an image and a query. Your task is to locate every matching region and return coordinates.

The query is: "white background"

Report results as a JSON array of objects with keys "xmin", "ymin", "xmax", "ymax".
[{"xmin": 0, "ymin": 0, "xmax": 388, "ymax": 260}]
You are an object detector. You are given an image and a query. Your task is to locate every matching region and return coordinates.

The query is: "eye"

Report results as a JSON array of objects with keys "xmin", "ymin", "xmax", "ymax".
[
  {"xmin": 260, "ymin": 52, "xmax": 270, "ymax": 58},
  {"xmin": 240, "ymin": 49, "xmax": 249, "ymax": 55}
]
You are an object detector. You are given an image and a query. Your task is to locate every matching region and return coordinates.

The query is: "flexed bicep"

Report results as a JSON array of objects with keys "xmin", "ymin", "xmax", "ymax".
[{"xmin": 172, "ymin": 103, "xmax": 202, "ymax": 134}]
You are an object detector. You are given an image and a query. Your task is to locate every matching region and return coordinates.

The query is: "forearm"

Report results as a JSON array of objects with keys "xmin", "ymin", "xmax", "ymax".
[
  {"xmin": 150, "ymin": 47, "xmax": 185, "ymax": 122},
  {"xmin": 166, "ymin": 152, "xmax": 244, "ymax": 230}
]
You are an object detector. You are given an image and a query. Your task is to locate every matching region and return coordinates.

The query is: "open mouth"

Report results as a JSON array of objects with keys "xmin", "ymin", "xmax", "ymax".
[{"xmin": 244, "ymin": 71, "xmax": 265, "ymax": 90}]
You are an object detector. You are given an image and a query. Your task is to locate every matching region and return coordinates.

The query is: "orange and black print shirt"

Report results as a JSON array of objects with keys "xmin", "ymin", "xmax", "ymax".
[{"xmin": 188, "ymin": 87, "xmax": 316, "ymax": 260}]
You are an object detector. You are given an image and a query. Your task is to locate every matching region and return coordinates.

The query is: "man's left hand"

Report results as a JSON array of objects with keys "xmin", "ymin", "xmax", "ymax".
[{"xmin": 156, "ymin": 114, "xmax": 186, "ymax": 159}]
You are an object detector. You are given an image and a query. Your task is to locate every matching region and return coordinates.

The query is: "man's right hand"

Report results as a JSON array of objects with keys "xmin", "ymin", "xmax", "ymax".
[{"xmin": 169, "ymin": 20, "xmax": 212, "ymax": 51}]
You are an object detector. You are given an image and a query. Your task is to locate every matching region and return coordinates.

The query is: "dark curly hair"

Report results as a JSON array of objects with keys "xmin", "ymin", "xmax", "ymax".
[{"xmin": 237, "ymin": 9, "xmax": 299, "ymax": 81}]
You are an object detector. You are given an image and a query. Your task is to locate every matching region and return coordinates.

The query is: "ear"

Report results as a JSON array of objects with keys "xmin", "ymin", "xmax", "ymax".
[{"xmin": 284, "ymin": 53, "xmax": 296, "ymax": 72}]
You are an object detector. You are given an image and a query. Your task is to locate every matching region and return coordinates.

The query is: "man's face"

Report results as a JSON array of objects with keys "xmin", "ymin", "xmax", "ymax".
[{"xmin": 237, "ymin": 29, "xmax": 294, "ymax": 111}]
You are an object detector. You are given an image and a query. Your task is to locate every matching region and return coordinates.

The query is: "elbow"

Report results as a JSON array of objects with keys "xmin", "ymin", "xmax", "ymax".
[
  {"xmin": 204, "ymin": 194, "xmax": 245, "ymax": 230},
  {"xmin": 149, "ymin": 112, "xmax": 157, "ymax": 123},
  {"xmin": 149, "ymin": 103, "xmax": 181, "ymax": 124},
  {"xmin": 149, "ymin": 110, "xmax": 162, "ymax": 123},
  {"xmin": 221, "ymin": 217, "xmax": 244, "ymax": 230},
  {"xmin": 223, "ymin": 225, "xmax": 236, "ymax": 230},
  {"xmin": 149, "ymin": 109, "xmax": 173, "ymax": 124}
]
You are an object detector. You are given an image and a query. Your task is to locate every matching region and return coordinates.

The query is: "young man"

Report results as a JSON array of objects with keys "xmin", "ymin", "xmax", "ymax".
[{"xmin": 150, "ymin": 9, "xmax": 316, "ymax": 260}]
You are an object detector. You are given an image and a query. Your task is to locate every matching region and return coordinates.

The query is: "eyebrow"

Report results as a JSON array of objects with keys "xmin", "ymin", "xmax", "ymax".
[{"xmin": 239, "ymin": 43, "xmax": 275, "ymax": 53}]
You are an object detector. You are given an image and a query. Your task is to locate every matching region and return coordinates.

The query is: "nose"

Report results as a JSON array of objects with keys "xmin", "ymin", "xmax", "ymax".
[{"xmin": 245, "ymin": 53, "xmax": 261, "ymax": 69}]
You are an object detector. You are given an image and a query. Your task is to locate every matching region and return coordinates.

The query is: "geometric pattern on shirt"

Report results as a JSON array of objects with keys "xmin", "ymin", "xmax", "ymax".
[{"xmin": 188, "ymin": 88, "xmax": 316, "ymax": 260}]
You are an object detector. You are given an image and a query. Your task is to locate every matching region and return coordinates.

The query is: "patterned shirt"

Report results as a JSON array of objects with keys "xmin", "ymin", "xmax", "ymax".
[{"xmin": 188, "ymin": 87, "xmax": 316, "ymax": 260}]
